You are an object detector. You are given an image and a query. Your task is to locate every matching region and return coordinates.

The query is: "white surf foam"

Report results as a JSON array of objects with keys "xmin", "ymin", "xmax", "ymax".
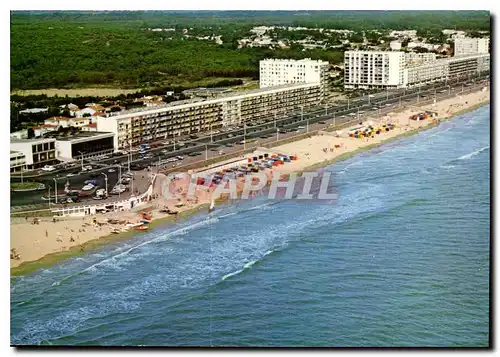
[{"xmin": 457, "ymin": 146, "xmax": 489, "ymax": 161}]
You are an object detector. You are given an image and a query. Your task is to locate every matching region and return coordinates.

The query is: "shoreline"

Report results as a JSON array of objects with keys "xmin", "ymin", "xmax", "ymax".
[{"xmin": 11, "ymin": 90, "xmax": 490, "ymax": 276}]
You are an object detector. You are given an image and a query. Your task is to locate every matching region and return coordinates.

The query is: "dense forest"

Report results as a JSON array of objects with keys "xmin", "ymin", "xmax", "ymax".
[{"xmin": 11, "ymin": 11, "xmax": 490, "ymax": 90}]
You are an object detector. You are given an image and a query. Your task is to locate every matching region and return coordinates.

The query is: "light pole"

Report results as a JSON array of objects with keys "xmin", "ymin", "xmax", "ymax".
[
  {"xmin": 243, "ymin": 123, "xmax": 247, "ymax": 150},
  {"xmin": 78, "ymin": 151, "xmax": 84, "ymax": 170},
  {"xmin": 210, "ymin": 124, "xmax": 213, "ymax": 143},
  {"xmin": 101, "ymin": 172, "xmax": 108, "ymax": 197},
  {"xmin": 128, "ymin": 141, "xmax": 131, "ymax": 172},
  {"xmin": 306, "ymin": 118, "xmax": 309, "ymax": 133},
  {"xmin": 130, "ymin": 172, "xmax": 134, "ymax": 198},
  {"xmin": 274, "ymin": 111, "xmax": 277, "ymax": 129},
  {"xmin": 276, "ymin": 128, "xmax": 279, "ymax": 142},
  {"xmin": 116, "ymin": 163, "xmax": 122, "ymax": 183},
  {"xmin": 53, "ymin": 178, "xmax": 58, "ymax": 204},
  {"xmin": 357, "ymin": 107, "xmax": 360, "ymax": 122},
  {"xmin": 347, "ymin": 98, "xmax": 350, "ymax": 110},
  {"xmin": 325, "ymin": 104, "xmax": 328, "ymax": 116},
  {"xmin": 48, "ymin": 186, "xmax": 51, "ymax": 207},
  {"xmin": 332, "ymin": 111, "xmax": 336, "ymax": 126},
  {"xmin": 205, "ymin": 144, "xmax": 208, "ymax": 161},
  {"xmin": 300, "ymin": 106, "xmax": 304, "ymax": 124}
]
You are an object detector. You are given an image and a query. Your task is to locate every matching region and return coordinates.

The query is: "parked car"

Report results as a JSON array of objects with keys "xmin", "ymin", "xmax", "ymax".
[
  {"xmin": 108, "ymin": 168, "xmax": 116, "ymax": 173},
  {"xmin": 66, "ymin": 172, "xmax": 76, "ymax": 177},
  {"xmin": 176, "ymin": 155, "xmax": 184, "ymax": 160},
  {"xmin": 42, "ymin": 165, "xmax": 56, "ymax": 172},
  {"xmin": 81, "ymin": 183, "xmax": 95, "ymax": 191}
]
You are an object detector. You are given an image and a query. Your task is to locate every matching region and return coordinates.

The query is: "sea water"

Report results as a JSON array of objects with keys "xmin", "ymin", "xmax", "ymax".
[{"xmin": 11, "ymin": 105, "xmax": 490, "ymax": 347}]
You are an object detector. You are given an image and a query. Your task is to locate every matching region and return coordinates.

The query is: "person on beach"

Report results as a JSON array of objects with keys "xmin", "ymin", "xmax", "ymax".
[{"xmin": 45, "ymin": 230, "xmax": 48, "ymax": 238}]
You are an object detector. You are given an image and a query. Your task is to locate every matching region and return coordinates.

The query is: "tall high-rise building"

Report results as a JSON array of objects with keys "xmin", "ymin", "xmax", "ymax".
[
  {"xmin": 259, "ymin": 58, "xmax": 329, "ymax": 97},
  {"xmin": 344, "ymin": 50, "xmax": 489, "ymax": 90},
  {"xmin": 344, "ymin": 51, "xmax": 406, "ymax": 90},
  {"xmin": 454, "ymin": 37, "xmax": 490, "ymax": 56}
]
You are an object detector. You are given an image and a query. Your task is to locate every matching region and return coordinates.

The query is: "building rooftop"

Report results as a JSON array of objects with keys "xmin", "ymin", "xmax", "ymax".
[
  {"xmin": 11, "ymin": 137, "xmax": 56, "ymax": 144},
  {"xmin": 42, "ymin": 131, "xmax": 113, "ymax": 141},
  {"xmin": 109, "ymin": 82, "xmax": 318, "ymax": 119},
  {"xmin": 183, "ymin": 87, "xmax": 233, "ymax": 94}
]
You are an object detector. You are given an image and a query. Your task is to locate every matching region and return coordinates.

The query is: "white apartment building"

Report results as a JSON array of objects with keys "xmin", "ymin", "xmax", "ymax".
[
  {"xmin": 344, "ymin": 51, "xmax": 406, "ymax": 89},
  {"xmin": 447, "ymin": 53, "xmax": 490, "ymax": 78},
  {"xmin": 259, "ymin": 58, "xmax": 329, "ymax": 96},
  {"xmin": 97, "ymin": 83, "xmax": 322, "ymax": 150},
  {"xmin": 10, "ymin": 151, "xmax": 26, "ymax": 173},
  {"xmin": 345, "ymin": 51, "xmax": 490, "ymax": 89},
  {"xmin": 405, "ymin": 60, "xmax": 449, "ymax": 87},
  {"xmin": 454, "ymin": 38, "xmax": 490, "ymax": 56},
  {"xmin": 405, "ymin": 53, "xmax": 437, "ymax": 65},
  {"xmin": 10, "ymin": 138, "xmax": 57, "ymax": 170},
  {"xmin": 389, "ymin": 41, "xmax": 402, "ymax": 51}
]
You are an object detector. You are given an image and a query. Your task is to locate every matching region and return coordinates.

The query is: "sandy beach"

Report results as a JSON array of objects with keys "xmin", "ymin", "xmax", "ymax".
[{"xmin": 10, "ymin": 87, "xmax": 490, "ymax": 272}]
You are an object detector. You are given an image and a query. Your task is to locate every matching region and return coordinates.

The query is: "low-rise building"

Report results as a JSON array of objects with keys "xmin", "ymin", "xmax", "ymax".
[
  {"xmin": 59, "ymin": 103, "xmax": 80, "ymax": 116},
  {"xmin": 43, "ymin": 131, "xmax": 115, "ymax": 160},
  {"xmin": 81, "ymin": 123, "xmax": 98, "ymax": 132},
  {"xmin": 33, "ymin": 124, "xmax": 58, "ymax": 137},
  {"xmin": 10, "ymin": 138, "xmax": 57, "ymax": 170},
  {"xmin": 10, "ymin": 151, "xmax": 26, "ymax": 173},
  {"xmin": 75, "ymin": 107, "xmax": 97, "ymax": 118},
  {"xmin": 183, "ymin": 87, "xmax": 233, "ymax": 98},
  {"xmin": 44, "ymin": 116, "xmax": 91, "ymax": 128},
  {"xmin": 19, "ymin": 107, "xmax": 49, "ymax": 115}
]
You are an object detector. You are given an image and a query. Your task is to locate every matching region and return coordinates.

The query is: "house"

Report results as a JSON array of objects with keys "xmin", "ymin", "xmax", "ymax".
[
  {"xmin": 90, "ymin": 105, "xmax": 106, "ymax": 112},
  {"xmin": 104, "ymin": 105, "xmax": 123, "ymax": 113},
  {"xmin": 91, "ymin": 111, "xmax": 107, "ymax": 121},
  {"xmin": 32, "ymin": 124, "xmax": 58, "ymax": 137},
  {"xmin": 44, "ymin": 116, "xmax": 90, "ymax": 128},
  {"xmin": 134, "ymin": 96, "xmax": 164, "ymax": 107},
  {"xmin": 69, "ymin": 117, "xmax": 91, "ymax": 127},
  {"xmin": 59, "ymin": 103, "xmax": 80, "ymax": 116},
  {"xmin": 75, "ymin": 107, "xmax": 97, "ymax": 118},
  {"xmin": 44, "ymin": 116, "xmax": 70, "ymax": 128},
  {"xmin": 81, "ymin": 123, "xmax": 98, "ymax": 132}
]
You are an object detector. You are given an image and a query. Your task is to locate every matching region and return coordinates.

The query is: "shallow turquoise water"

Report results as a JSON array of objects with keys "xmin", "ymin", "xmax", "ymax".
[{"xmin": 11, "ymin": 106, "xmax": 490, "ymax": 346}]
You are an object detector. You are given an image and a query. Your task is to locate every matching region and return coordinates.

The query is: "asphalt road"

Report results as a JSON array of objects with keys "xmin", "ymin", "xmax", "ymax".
[{"xmin": 11, "ymin": 74, "xmax": 488, "ymax": 208}]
